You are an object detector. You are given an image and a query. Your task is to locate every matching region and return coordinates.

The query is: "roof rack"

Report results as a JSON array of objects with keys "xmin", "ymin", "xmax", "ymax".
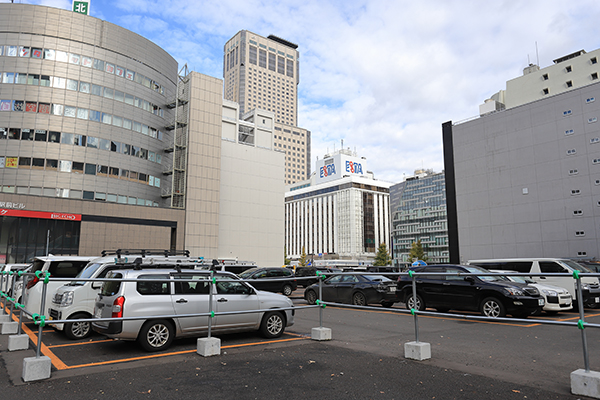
[{"xmin": 101, "ymin": 249, "xmax": 191, "ymax": 258}]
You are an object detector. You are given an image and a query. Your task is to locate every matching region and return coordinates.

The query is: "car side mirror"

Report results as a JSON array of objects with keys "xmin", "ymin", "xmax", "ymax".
[{"xmin": 91, "ymin": 282, "xmax": 102, "ymax": 290}]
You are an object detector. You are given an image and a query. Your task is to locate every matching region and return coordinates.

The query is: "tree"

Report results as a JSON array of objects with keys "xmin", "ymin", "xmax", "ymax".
[
  {"xmin": 298, "ymin": 246, "xmax": 308, "ymax": 268},
  {"xmin": 284, "ymin": 246, "xmax": 290, "ymax": 266},
  {"xmin": 373, "ymin": 243, "xmax": 391, "ymax": 266},
  {"xmin": 408, "ymin": 239, "xmax": 428, "ymax": 263}
]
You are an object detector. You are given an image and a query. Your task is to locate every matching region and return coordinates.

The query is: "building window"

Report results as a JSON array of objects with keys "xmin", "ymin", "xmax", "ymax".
[
  {"xmin": 576, "ymin": 231, "xmax": 585, "ymax": 237},
  {"xmin": 542, "ymin": 73, "xmax": 549, "ymax": 80},
  {"xmin": 543, "ymin": 88, "xmax": 549, "ymax": 95},
  {"xmin": 567, "ymin": 149, "xmax": 576, "ymax": 155},
  {"xmin": 571, "ymin": 189, "xmax": 581, "ymax": 195},
  {"xmin": 566, "ymin": 65, "xmax": 572, "ymax": 72},
  {"xmin": 563, "ymin": 110, "xmax": 572, "ymax": 116},
  {"xmin": 594, "ymin": 158, "xmax": 600, "ymax": 164},
  {"xmin": 589, "ymin": 117, "xmax": 598, "ymax": 123},
  {"xmin": 591, "ymin": 138, "xmax": 599, "ymax": 144},
  {"xmin": 587, "ymin": 97, "xmax": 596, "ymax": 103},
  {"xmin": 566, "ymin": 80, "xmax": 573, "ymax": 88},
  {"xmin": 565, "ymin": 129, "xmax": 574, "ymax": 135},
  {"xmin": 569, "ymin": 169, "xmax": 578, "ymax": 175},
  {"xmin": 578, "ymin": 252, "xmax": 588, "ymax": 256},
  {"xmin": 592, "ymin": 73, "xmax": 599, "ymax": 80},
  {"xmin": 573, "ymin": 210, "xmax": 583, "ymax": 216},
  {"xmin": 592, "ymin": 57, "xmax": 597, "ymax": 64}
]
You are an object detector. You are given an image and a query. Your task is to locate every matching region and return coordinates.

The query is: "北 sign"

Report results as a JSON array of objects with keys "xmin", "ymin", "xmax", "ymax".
[{"xmin": 72, "ymin": 0, "xmax": 90, "ymax": 15}]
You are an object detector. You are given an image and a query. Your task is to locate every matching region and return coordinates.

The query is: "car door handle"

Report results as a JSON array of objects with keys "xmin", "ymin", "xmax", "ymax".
[
  {"xmin": 217, "ymin": 298, "xmax": 228, "ymax": 302},
  {"xmin": 176, "ymin": 298, "xmax": 188, "ymax": 303}
]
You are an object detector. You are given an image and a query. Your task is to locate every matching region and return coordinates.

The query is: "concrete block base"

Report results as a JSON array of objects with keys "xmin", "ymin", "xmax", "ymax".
[
  {"xmin": 197, "ymin": 337, "xmax": 221, "ymax": 357},
  {"xmin": 571, "ymin": 369, "xmax": 600, "ymax": 398},
  {"xmin": 404, "ymin": 341, "xmax": 431, "ymax": 361},
  {"xmin": 22, "ymin": 356, "xmax": 51, "ymax": 382},
  {"xmin": 311, "ymin": 327, "xmax": 332, "ymax": 341},
  {"xmin": 0, "ymin": 314, "xmax": 11, "ymax": 323},
  {"xmin": 1, "ymin": 321, "xmax": 18, "ymax": 334},
  {"xmin": 8, "ymin": 334, "xmax": 29, "ymax": 351}
]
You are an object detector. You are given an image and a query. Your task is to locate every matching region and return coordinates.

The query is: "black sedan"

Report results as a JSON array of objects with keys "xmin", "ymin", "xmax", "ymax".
[{"xmin": 304, "ymin": 274, "xmax": 397, "ymax": 307}]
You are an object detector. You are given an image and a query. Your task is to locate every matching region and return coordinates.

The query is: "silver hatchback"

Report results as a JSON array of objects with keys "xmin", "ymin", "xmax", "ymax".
[{"xmin": 92, "ymin": 268, "xmax": 294, "ymax": 351}]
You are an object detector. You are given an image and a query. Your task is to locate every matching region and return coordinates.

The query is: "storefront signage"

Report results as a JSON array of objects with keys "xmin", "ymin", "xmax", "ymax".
[
  {"xmin": 0, "ymin": 202, "xmax": 26, "ymax": 209},
  {"xmin": 0, "ymin": 209, "xmax": 81, "ymax": 221}
]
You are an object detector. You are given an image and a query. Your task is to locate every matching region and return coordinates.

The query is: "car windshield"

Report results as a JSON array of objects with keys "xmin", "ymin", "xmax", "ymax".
[
  {"xmin": 562, "ymin": 260, "xmax": 591, "ymax": 272},
  {"xmin": 463, "ymin": 266, "xmax": 503, "ymax": 282},
  {"xmin": 69, "ymin": 262, "xmax": 102, "ymax": 285},
  {"xmin": 238, "ymin": 268, "xmax": 259, "ymax": 278},
  {"xmin": 364, "ymin": 275, "xmax": 391, "ymax": 282}
]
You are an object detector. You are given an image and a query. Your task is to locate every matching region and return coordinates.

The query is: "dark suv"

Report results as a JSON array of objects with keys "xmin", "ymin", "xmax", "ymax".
[
  {"xmin": 239, "ymin": 267, "xmax": 297, "ymax": 296},
  {"xmin": 295, "ymin": 266, "xmax": 342, "ymax": 287},
  {"xmin": 396, "ymin": 264, "xmax": 544, "ymax": 318}
]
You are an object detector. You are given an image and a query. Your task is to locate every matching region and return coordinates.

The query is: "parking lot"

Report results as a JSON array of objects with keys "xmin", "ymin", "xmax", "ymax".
[{"xmin": 1, "ymin": 286, "xmax": 600, "ymax": 399}]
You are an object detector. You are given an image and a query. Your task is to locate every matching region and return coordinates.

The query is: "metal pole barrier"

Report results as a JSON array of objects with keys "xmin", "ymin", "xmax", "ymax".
[
  {"xmin": 318, "ymin": 275, "xmax": 323, "ymax": 328},
  {"xmin": 9, "ymin": 273, "xmax": 16, "ymax": 317},
  {"xmin": 35, "ymin": 279, "xmax": 48, "ymax": 359},
  {"xmin": 208, "ymin": 271, "xmax": 214, "ymax": 338},
  {"xmin": 18, "ymin": 274, "xmax": 28, "ymax": 335},
  {"xmin": 574, "ymin": 272, "xmax": 590, "ymax": 372},
  {"xmin": 411, "ymin": 271, "xmax": 420, "ymax": 343}
]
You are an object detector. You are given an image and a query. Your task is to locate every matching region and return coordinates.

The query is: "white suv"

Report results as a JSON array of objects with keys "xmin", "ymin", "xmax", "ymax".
[
  {"xmin": 92, "ymin": 268, "xmax": 294, "ymax": 351},
  {"xmin": 50, "ymin": 253, "xmax": 197, "ymax": 339}
]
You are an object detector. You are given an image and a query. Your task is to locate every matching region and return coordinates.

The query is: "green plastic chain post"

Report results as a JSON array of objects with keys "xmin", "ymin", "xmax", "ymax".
[
  {"xmin": 578, "ymin": 319, "xmax": 586, "ymax": 330},
  {"xmin": 573, "ymin": 270, "xmax": 580, "ymax": 280},
  {"xmin": 411, "ymin": 308, "xmax": 416, "ymax": 316},
  {"xmin": 408, "ymin": 270, "xmax": 414, "ymax": 278},
  {"xmin": 316, "ymin": 299, "xmax": 326, "ymax": 308},
  {"xmin": 35, "ymin": 270, "xmax": 51, "ymax": 284},
  {"xmin": 17, "ymin": 270, "xmax": 23, "ymax": 277},
  {"xmin": 32, "ymin": 313, "xmax": 46, "ymax": 328},
  {"xmin": 212, "ymin": 277, "xmax": 217, "ymax": 284},
  {"xmin": 210, "ymin": 311, "xmax": 215, "ymax": 318}
]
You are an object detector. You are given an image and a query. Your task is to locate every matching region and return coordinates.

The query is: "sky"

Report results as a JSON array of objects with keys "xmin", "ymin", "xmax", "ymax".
[{"xmin": 7, "ymin": 0, "xmax": 600, "ymax": 183}]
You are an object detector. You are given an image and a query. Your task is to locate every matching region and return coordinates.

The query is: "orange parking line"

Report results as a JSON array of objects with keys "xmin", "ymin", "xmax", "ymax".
[
  {"xmin": 18, "ymin": 318, "xmax": 69, "ymax": 370},
  {"xmin": 47, "ymin": 339, "xmax": 116, "ymax": 349}
]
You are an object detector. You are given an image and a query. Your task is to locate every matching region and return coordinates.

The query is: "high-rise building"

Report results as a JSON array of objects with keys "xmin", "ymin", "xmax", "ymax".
[
  {"xmin": 224, "ymin": 30, "xmax": 311, "ymax": 185},
  {"xmin": 390, "ymin": 170, "xmax": 449, "ymax": 268},
  {"xmin": 284, "ymin": 149, "xmax": 390, "ymax": 262},
  {"xmin": 444, "ymin": 48, "xmax": 600, "ymax": 262}
]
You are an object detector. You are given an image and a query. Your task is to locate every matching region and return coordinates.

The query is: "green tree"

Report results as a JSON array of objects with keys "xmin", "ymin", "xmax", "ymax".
[
  {"xmin": 298, "ymin": 246, "xmax": 308, "ymax": 268},
  {"xmin": 408, "ymin": 239, "xmax": 428, "ymax": 262},
  {"xmin": 373, "ymin": 243, "xmax": 391, "ymax": 266},
  {"xmin": 284, "ymin": 246, "xmax": 290, "ymax": 266}
]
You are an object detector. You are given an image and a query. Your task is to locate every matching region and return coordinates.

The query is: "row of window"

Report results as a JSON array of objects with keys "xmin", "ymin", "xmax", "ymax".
[
  {"xmin": 0, "ymin": 127, "xmax": 163, "ymax": 165},
  {"xmin": 248, "ymin": 45, "xmax": 294, "ymax": 78},
  {"xmin": 0, "ymin": 99, "xmax": 165, "ymax": 140},
  {"xmin": 0, "ymin": 185, "xmax": 158, "ymax": 207},
  {"xmin": 0, "ymin": 45, "xmax": 166, "ymax": 95},
  {"xmin": 1, "ymin": 72, "xmax": 165, "ymax": 117},
  {"xmin": 0, "ymin": 156, "xmax": 161, "ymax": 188}
]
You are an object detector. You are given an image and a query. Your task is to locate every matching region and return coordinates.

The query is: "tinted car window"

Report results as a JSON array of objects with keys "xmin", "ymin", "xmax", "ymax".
[
  {"xmin": 215, "ymin": 278, "xmax": 252, "ymax": 295},
  {"xmin": 539, "ymin": 262, "xmax": 564, "ymax": 273},
  {"xmin": 49, "ymin": 261, "xmax": 88, "ymax": 277},
  {"xmin": 136, "ymin": 274, "xmax": 170, "ymax": 295},
  {"xmin": 174, "ymin": 275, "xmax": 210, "ymax": 294},
  {"xmin": 101, "ymin": 272, "xmax": 122, "ymax": 296}
]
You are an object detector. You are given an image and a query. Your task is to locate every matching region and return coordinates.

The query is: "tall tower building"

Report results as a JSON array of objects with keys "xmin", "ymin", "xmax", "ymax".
[{"xmin": 224, "ymin": 30, "xmax": 311, "ymax": 185}]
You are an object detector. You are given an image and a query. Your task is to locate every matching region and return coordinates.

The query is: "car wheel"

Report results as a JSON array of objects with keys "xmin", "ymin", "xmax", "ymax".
[
  {"xmin": 352, "ymin": 292, "xmax": 367, "ymax": 306},
  {"xmin": 381, "ymin": 301, "xmax": 394, "ymax": 308},
  {"xmin": 138, "ymin": 319, "xmax": 174, "ymax": 352},
  {"xmin": 282, "ymin": 284, "xmax": 293, "ymax": 296},
  {"xmin": 480, "ymin": 297, "xmax": 505, "ymax": 318},
  {"xmin": 405, "ymin": 294, "xmax": 425, "ymax": 311},
  {"xmin": 64, "ymin": 313, "xmax": 92, "ymax": 340},
  {"xmin": 260, "ymin": 311, "xmax": 285, "ymax": 338},
  {"xmin": 305, "ymin": 290, "xmax": 317, "ymax": 305}
]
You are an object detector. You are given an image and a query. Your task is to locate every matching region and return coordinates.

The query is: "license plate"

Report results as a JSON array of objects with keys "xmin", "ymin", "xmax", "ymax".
[
  {"xmin": 596, "ymin": 297, "xmax": 600, "ymax": 303},
  {"xmin": 538, "ymin": 299, "xmax": 544, "ymax": 306},
  {"xmin": 94, "ymin": 307, "xmax": 102, "ymax": 319},
  {"xmin": 389, "ymin": 286, "xmax": 396, "ymax": 292}
]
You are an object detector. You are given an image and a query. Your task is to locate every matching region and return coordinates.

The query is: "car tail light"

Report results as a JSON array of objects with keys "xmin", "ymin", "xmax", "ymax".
[
  {"xmin": 26, "ymin": 276, "xmax": 39, "ymax": 290},
  {"xmin": 112, "ymin": 296, "xmax": 125, "ymax": 318}
]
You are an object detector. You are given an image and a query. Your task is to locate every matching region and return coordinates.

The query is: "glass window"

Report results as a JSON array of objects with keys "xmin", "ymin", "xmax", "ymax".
[
  {"xmin": 87, "ymin": 136, "xmax": 98, "ymax": 148},
  {"xmin": 107, "ymin": 194, "xmax": 117, "ymax": 202},
  {"xmin": 83, "ymin": 191, "xmax": 94, "ymax": 200},
  {"xmin": 64, "ymin": 106, "xmax": 76, "ymax": 118},
  {"xmin": 58, "ymin": 160, "xmax": 72, "ymax": 172},
  {"xmin": 91, "ymin": 84, "xmax": 102, "ymax": 96},
  {"xmin": 13, "ymin": 100, "xmax": 24, "ymax": 112},
  {"xmin": 2, "ymin": 72, "xmax": 14, "ymax": 84},
  {"xmin": 52, "ymin": 77, "xmax": 66, "ymax": 89},
  {"xmin": 66, "ymin": 79, "xmax": 78, "ymax": 91},
  {"xmin": 118, "ymin": 195, "xmax": 127, "ymax": 204},
  {"xmin": 101, "ymin": 113, "xmax": 112, "ymax": 124},
  {"xmin": 154, "ymin": 177, "xmax": 161, "ymax": 187},
  {"xmin": 74, "ymin": 135, "xmax": 86, "ymax": 146},
  {"xmin": 93, "ymin": 59, "xmax": 104, "ymax": 71},
  {"xmin": 38, "ymin": 103, "xmax": 50, "ymax": 114},
  {"xmin": 48, "ymin": 131, "xmax": 60, "ymax": 143},
  {"xmin": 148, "ymin": 151, "xmax": 156, "ymax": 162},
  {"xmin": 89, "ymin": 110, "xmax": 101, "ymax": 122},
  {"xmin": 123, "ymin": 119, "xmax": 132, "ymax": 130},
  {"xmin": 34, "ymin": 130, "xmax": 47, "ymax": 141},
  {"xmin": 137, "ymin": 198, "xmax": 145, "ymax": 206},
  {"xmin": 19, "ymin": 46, "xmax": 30, "ymax": 57},
  {"xmin": 77, "ymin": 108, "xmax": 89, "ymax": 120},
  {"xmin": 15, "ymin": 73, "xmax": 27, "ymax": 84},
  {"xmin": 0, "ymin": 128, "xmax": 6, "ymax": 139},
  {"xmin": 128, "ymin": 197, "xmax": 137, "ymax": 204},
  {"xmin": 84, "ymin": 163, "xmax": 96, "ymax": 175},
  {"xmin": 141, "ymin": 125, "xmax": 149, "ymax": 135},
  {"xmin": 103, "ymin": 87, "xmax": 114, "ymax": 99},
  {"xmin": 21, "ymin": 129, "xmax": 33, "ymax": 141},
  {"xmin": 99, "ymin": 139, "xmax": 110, "ymax": 151},
  {"xmin": 126, "ymin": 70, "xmax": 135, "ymax": 80},
  {"xmin": 51, "ymin": 104, "xmax": 63, "ymax": 116},
  {"xmin": 61, "ymin": 133, "xmax": 74, "ymax": 145},
  {"xmin": 18, "ymin": 157, "xmax": 31, "ymax": 168},
  {"xmin": 134, "ymin": 97, "xmax": 141, "ymax": 108},
  {"xmin": 140, "ymin": 148, "xmax": 148, "ymax": 159},
  {"xmin": 110, "ymin": 141, "xmax": 120, "ymax": 152},
  {"xmin": 109, "ymin": 167, "xmax": 119, "ymax": 178},
  {"xmin": 43, "ymin": 49, "xmax": 55, "ymax": 60},
  {"xmin": 112, "ymin": 116, "xmax": 122, "ymax": 127},
  {"xmin": 156, "ymin": 154, "xmax": 162, "ymax": 164},
  {"xmin": 132, "ymin": 146, "xmax": 141, "ymax": 157},
  {"xmin": 97, "ymin": 165, "xmax": 108, "ymax": 176},
  {"xmin": 135, "ymin": 73, "xmax": 144, "ymax": 84},
  {"xmin": 122, "ymin": 143, "xmax": 131, "ymax": 155},
  {"xmin": 138, "ymin": 173, "xmax": 147, "ymax": 183},
  {"xmin": 25, "ymin": 101, "xmax": 37, "ymax": 112},
  {"xmin": 120, "ymin": 169, "xmax": 129, "ymax": 179},
  {"xmin": 114, "ymin": 90, "xmax": 124, "ymax": 102},
  {"xmin": 46, "ymin": 159, "xmax": 58, "ymax": 170},
  {"xmin": 81, "ymin": 56, "xmax": 93, "ymax": 68},
  {"xmin": 69, "ymin": 53, "xmax": 80, "ymax": 65},
  {"xmin": 105, "ymin": 63, "xmax": 115, "ymax": 74},
  {"xmin": 124, "ymin": 94, "xmax": 134, "ymax": 105},
  {"xmin": 31, "ymin": 48, "xmax": 43, "ymax": 59},
  {"xmin": 115, "ymin": 66, "xmax": 125, "ymax": 78},
  {"xmin": 8, "ymin": 128, "xmax": 20, "ymax": 139},
  {"xmin": 129, "ymin": 171, "xmax": 138, "ymax": 181},
  {"xmin": 79, "ymin": 82, "xmax": 90, "ymax": 93},
  {"xmin": 27, "ymin": 74, "xmax": 39, "ymax": 85},
  {"xmin": 7, "ymin": 46, "xmax": 17, "ymax": 57},
  {"xmin": 133, "ymin": 121, "xmax": 141, "ymax": 132}
]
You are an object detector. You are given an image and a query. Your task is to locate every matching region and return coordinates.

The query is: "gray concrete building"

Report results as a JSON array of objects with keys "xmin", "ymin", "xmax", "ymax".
[
  {"xmin": 0, "ymin": 4, "xmax": 284, "ymax": 266},
  {"xmin": 444, "ymin": 48, "xmax": 600, "ymax": 262}
]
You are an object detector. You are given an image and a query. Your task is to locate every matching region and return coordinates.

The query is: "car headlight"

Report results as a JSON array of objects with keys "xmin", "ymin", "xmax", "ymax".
[
  {"xmin": 542, "ymin": 289, "xmax": 558, "ymax": 297},
  {"xmin": 60, "ymin": 291, "xmax": 74, "ymax": 307},
  {"xmin": 582, "ymin": 284, "xmax": 590, "ymax": 290},
  {"xmin": 504, "ymin": 287, "xmax": 524, "ymax": 296}
]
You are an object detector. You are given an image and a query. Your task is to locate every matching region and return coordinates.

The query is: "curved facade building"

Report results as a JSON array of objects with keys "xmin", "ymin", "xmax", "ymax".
[{"xmin": 0, "ymin": 4, "xmax": 184, "ymax": 262}]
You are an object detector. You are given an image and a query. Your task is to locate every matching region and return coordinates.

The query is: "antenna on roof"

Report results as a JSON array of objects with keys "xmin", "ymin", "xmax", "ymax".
[{"xmin": 536, "ymin": 41, "xmax": 540, "ymax": 66}]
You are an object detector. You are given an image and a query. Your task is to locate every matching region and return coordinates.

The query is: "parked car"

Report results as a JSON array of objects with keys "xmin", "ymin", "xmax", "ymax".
[
  {"xmin": 490, "ymin": 270, "xmax": 572, "ymax": 314},
  {"xmin": 92, "ymin": 268, "xmax": 294, "ymax": 351},
  {"xmin": 367, "ymin": 266, "xmax": 401, "ymax": 280},
  {"xmin": 49, "ymin": 251, "xmax": 196, "ymax": 339},
  {"xmin": 468, "ymin": 258, "xmax": 600, "ymax": 308},
  {"xmin": 294, "ymin": 266, "xmax": 342, "ymax": 287},
  {"xmin": 396, "ymin": 264, "xmax": 544, "ymax": 318},
  {"xmin": 24, "ymin": 256, "xmax": 97, "ymax": 318},
  {"xmin": 238, "ymin": 267, "xmax": 297, "ymax": 296},
  {"xmin": 0, "ymin": 263, "xmax": 31, "ymax": 303},
  {"xmin": 304, "ymin": 273, "xmax": 397, "ymax": 307},
  {"xmin": 573, "ymin": 260, "xmax": 600, "ymax": 273}
]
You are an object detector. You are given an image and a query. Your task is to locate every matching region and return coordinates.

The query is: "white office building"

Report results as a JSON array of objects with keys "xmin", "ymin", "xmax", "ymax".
[{"xmin": 284, "ymin": 149, "xmax": 391, "ymax": 262}]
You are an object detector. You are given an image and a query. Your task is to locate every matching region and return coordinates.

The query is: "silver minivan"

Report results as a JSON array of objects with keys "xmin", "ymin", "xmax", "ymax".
[{"xmin": 92, "ymin": 268, "xmax": 294, "ymax": 351}]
